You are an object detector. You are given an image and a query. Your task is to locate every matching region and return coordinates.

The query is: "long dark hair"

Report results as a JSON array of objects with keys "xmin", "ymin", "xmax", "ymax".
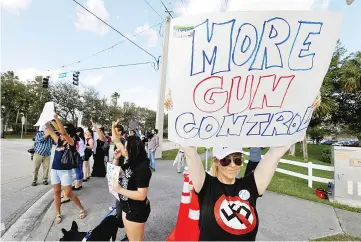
[
  {"xmin": 64, "ymin": 123, "xmax": 76, "ymax": 138},
  {"xmin": 87, "ymin": 128, "xmax": 94, "ymax": 138},
  {"xmin": 126, "ymin": 135, "xmax": 148, "ymax": 165},
  {"xmin": 76, "ymin": 127, "xmax": 85, "ymax": 142}
]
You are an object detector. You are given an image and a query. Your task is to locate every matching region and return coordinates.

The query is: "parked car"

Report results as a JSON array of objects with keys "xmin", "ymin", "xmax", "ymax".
[{"xmin": 320, "ymin": 140, "xmax": 336, "ymax": 145}]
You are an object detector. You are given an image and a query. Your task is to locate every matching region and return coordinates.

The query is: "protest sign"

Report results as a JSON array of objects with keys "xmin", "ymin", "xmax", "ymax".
[
  {"xmin": 106, "ymin": 163, "xmax": 120, "ymax": 200},
  {"xmin": 34, "ymin": 102, "xmax": 55, "ymax": 127},
  {"xmin": 167, "ymin": 11, "xmax": 342, "ymax": 147}
]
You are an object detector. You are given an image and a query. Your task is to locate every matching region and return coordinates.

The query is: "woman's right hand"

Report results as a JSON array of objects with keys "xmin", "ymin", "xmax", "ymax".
[{"xmin": 112, "ymin": 119, "xmax": 120, "ymax": 128}]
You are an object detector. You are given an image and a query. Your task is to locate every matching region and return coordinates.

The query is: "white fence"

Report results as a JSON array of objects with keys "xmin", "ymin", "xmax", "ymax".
[
  {"xmin": 204, "ymin": 149, "xmax": 334, "ymax": 188},
  {"xmin": 243, "ymin": 151, "xmax": 334, "ymax": 188}
]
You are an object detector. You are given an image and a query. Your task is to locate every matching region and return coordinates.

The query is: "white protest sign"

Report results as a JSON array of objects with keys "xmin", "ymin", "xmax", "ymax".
[
  {"xmin": 167, "ymin": 11, "xmax": 342, "ymax": 147},
  {"xmin": 106, "ymin": 163, "xmax": 120, "ymax": 200},
  {"xmin": 34, "ymin": 102, "xmax": 55, "ymax": 126}
]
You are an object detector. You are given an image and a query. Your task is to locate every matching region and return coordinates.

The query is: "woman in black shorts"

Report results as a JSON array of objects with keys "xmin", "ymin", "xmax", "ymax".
[
  {"xmin": 83, "ymin": 128, "xmax": 94, "ymax": 181},
  {"xmin": 112, "ymin": 120, "xmax": 152, "ymax": 241}
]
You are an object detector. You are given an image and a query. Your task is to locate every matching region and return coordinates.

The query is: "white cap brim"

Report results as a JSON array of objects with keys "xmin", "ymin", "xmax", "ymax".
[{"xmin": 212, "ymin": 147, "xmax": 244, "ymax": 160}]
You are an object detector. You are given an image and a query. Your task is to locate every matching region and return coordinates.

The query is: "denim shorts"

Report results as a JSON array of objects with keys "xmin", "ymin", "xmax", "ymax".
[{"xmin": 51, "ymin": 169, "xmax": 73, "ymax": 186}]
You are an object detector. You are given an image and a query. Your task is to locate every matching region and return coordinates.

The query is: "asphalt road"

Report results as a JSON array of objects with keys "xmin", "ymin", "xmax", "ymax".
[
  {"xmin": 0, "ymin": 139, "xmax": 177, "ymax": 235},
  {"xmin": 0, "ymin": 140, "xmax": 54, "ymax": 235}
]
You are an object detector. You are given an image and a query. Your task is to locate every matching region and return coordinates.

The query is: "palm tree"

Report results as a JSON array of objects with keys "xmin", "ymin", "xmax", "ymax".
[
  {"xmin": 340, "ymin": 51, "xmax": 361, "ymax": 94},
  {"xmin": 111, "ymin": 92, "xmax": 120, "ymax": 107}
]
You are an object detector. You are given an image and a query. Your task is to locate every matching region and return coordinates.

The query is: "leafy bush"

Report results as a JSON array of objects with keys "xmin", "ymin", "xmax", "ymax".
[{"xmin": 320, "ymin": 149, "xmax": 332, "ymax": 164}]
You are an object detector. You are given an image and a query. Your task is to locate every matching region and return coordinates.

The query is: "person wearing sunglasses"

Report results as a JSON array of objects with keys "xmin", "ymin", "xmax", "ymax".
[
  {"xmin": 181, "ymin": 145, "xmax": 292, "ymax": 241},
  {"xmin": 181, "ymin": 97, "xmax": 321, "ymax": 241}
]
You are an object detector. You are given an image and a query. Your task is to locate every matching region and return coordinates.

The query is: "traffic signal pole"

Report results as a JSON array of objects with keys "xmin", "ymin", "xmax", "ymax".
[{"xmin": 155, "ymin": 16, "xmax": 171, "ymax": 159}]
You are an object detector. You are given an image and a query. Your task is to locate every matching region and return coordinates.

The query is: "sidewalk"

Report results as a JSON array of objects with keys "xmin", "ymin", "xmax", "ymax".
[{"xmin": 27, "ymin": 158, "xmax": 361, "ymax": 241}]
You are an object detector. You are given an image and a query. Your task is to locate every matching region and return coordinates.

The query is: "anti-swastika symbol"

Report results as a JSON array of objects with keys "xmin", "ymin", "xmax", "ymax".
[{"xmin": 214, "ymin": 195, "xmax": 257, "ymax": 235}]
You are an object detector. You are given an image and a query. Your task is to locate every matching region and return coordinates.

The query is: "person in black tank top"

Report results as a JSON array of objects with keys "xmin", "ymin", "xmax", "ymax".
[
  {"xmin": 182, "ymin": 146, "xmax": 291, "ymax": 241},
  {"xmin": 181, "ymin": 98, "xmax": 321, "ymax": 241},
  {"xmin": 83, "ymin": 129, "xmax": 94, "ymax": 181},
  {"xmin": 111, "ymin": 120, "xmax": 152, "ymax": 242}
]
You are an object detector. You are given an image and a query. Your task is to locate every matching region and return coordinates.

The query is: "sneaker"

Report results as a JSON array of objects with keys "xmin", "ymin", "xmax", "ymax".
[
  {"xmin": 31, "ymin": 181, "xmax": 37, "ymax": 186},
  {"xmin": 43, "ymin": 181, "xmax": 48, "ymax": 185}
]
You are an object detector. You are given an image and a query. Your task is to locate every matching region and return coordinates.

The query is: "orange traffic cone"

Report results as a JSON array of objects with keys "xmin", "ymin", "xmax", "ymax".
[
  {"xmin": 167, "ymin": 173, "xmax": 191, "ymax": 241},
  {"xmin": 189, "ymin": 177, "xmax": 193, "ymax": 192},
  {"xmin": 185, "ymin": 188, "xmax": 200, "ymax": 240}
]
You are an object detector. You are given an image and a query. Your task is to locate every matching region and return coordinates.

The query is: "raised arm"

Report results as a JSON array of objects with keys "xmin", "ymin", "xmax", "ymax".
[
  {"xmin": 53, "ymin": 113, "xmax": 74, "ymax": 146},
  {"xmin": 254, "ymin": 95, "xmax": 321, "ymax": 195},
  {"xmin": 112, "ymin": 120, "xmax": 127, "ymax": 157},
  {"xmin": 253, "ymin": 146, "xmax": 290, "ymax": 195},
  {"xmin": 91, "ymin": 120, "xmax": 106, "ymax": 142},
  {"xmin": 180, "ymin": 146, "xmax": 205, "ymax": 193},
  {"xmin": 45, "ymin": 122, "xmax": 59, "ymax": 144}
]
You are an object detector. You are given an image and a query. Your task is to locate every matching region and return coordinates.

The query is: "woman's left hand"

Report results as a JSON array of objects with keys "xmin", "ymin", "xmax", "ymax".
[{"xmin": 312, "ymin": 92, "xmax": 321, "ymax": 109}]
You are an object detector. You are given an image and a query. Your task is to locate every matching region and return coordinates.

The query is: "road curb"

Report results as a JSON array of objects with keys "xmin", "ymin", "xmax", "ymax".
[{"xmin": 1, "ymin": 188, "xmax": 54, "ymax": 241}]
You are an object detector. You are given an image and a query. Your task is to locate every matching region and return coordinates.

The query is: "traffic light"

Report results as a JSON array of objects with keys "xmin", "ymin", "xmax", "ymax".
[
  {"xmin": 73, "ymin": 71, "xmax": 80, "ymax": 86},
  {"xmin": 42, "ymin": 77, "xmax": 49, "ymax": 88}
]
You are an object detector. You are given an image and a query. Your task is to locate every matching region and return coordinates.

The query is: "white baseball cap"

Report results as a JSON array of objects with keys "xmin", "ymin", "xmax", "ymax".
[{"xmin": 212, "ymin": 147, "xmax": 244, "ymax": 160}]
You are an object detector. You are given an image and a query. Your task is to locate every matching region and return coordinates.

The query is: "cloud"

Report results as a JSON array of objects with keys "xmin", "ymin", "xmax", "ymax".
[
  {"xmin": 74, "ymin": 0, "xmax": 110, "ymax": 36},
  {"xmin": 135, "ymin": 23, "xmax": 158, "ymax": 48},
  {"xmin": 82, "ymin": 74, "xmax": 103, "ymax": 86},
  {"xmin": 119, "ymin": 86, "xmax": 157, "ymax": 110},
  {"xmin": 175, "ymin": 0, "xmax": 329, "ymax": 15},
  {"xmin": 0, "ymin": 0, "xmax": 31, "ymax": 15}
]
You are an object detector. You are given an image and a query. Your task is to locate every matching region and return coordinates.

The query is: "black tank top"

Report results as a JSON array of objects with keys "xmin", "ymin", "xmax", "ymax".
[{"xmin": 196, "ymin": 172, "xmax": 260, "ymax": 241}]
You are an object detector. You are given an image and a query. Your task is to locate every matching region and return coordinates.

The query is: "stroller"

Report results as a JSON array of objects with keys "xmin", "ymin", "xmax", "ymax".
[{"xmin": 173, "ymin": 148, "xmax": 186, "ymax": 173}]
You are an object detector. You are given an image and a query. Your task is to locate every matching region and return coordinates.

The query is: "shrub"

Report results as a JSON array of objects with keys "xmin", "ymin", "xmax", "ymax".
[{"xmin": 320, "ymin": 149, "xmax": 332, "ymax": 164}]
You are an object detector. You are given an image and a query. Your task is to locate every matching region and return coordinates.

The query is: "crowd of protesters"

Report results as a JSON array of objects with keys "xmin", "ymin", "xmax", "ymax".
[{"xmin": 31, "ymin": 114, "xmax": 158, "ymax": 240}]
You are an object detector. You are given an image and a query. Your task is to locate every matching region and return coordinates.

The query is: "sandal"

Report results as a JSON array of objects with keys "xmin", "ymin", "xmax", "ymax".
[
  {"xmin": 55, "ymin": 214, "xmax": 62, "ymax": 224},
  {"xmin": 61, "ymin": 198, "xmax": 71, "ymax": 204},
  {"xmin": 79, "ymin": 209, "xmax": 86, "ymax": 219}
]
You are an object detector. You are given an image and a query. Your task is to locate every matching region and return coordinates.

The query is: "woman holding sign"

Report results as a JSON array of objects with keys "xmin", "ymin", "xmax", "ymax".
[
  {"xmin": 45, "ymin": 113, "xmax": 86, "ymax": 224},
  {"xmin": 181, "ymin": 98, "xmax": 320, "ymax": 241},
  {"xmin": 111, "ymin": 120, "xmax": 152, "ymax": 241}
]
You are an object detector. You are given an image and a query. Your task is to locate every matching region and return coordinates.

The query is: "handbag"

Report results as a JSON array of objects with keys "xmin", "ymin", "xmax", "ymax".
[{"xmin": 60, "ymin": 144, "xmax": 80, "ymax": 170}]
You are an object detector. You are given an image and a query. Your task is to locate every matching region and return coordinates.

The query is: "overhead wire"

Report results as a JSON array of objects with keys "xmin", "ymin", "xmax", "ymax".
[
  {"xmin": 72, "ymin": 0, "xmax": 160, "ymax": 65},
  {"xmin": 59, "ymin": 62, "xmax": 154, "ymax": 75},
  {"xmin": 143, "ymin": 0, "xmax": 164, "ymax": 20},
  {"xmin": 159, "ymin": 0, "xmax": 174, "ymax": 18},
  {"xmin": 60, "ymin": 21, "xmax": 163, "ymax": 69}
]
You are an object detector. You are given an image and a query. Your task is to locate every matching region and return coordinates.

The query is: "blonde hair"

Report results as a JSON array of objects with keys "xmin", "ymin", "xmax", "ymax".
[{"xmin": 210, "ymin": 157, "xmax": 218, "ymax": 177}]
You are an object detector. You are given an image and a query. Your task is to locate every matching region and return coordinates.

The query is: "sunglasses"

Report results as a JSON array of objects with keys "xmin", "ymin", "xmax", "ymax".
[{"xmin": 219, "ymin": 156, "xmax": 243, "ymax": 167}]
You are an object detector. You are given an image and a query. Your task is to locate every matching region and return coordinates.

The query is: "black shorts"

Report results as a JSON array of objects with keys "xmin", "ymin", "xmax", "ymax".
[
  {"xmin": 84, "ymin": 150, "xmax": 92, "ymax": 161},
  {"xmin": 115, "ymin": 199, "xmax": 124, "ymax": 228},
  {"xmin": 123, "ymin": 201, "xmax": 151, "ymax": 223}
]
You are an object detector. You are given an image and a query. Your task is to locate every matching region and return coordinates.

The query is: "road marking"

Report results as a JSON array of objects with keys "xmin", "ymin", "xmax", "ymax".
[{"xmin": 1, "ymin": 148, "xmax": 29, "ymax": 156}]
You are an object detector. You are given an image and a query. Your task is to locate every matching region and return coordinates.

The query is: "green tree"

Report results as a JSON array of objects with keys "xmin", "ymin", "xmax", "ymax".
[
  {"xmin": 49, "ymin": 82, "xmax": 82, "ymax": 124},
  {"xmin": 1, "ymin": 71, "xmax": 27, "ymax": 130}
]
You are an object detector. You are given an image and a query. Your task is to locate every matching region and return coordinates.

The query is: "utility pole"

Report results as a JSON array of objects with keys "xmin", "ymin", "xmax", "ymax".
[{"xmin": 155, "ymin": 16, "xmax": 171, "ymax": 159}]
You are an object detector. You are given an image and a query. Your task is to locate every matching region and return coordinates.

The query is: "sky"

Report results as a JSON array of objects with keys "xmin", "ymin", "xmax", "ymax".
[{"xmin": 1, "ymin": 0, "xmax": 360, "ymax": 111}]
